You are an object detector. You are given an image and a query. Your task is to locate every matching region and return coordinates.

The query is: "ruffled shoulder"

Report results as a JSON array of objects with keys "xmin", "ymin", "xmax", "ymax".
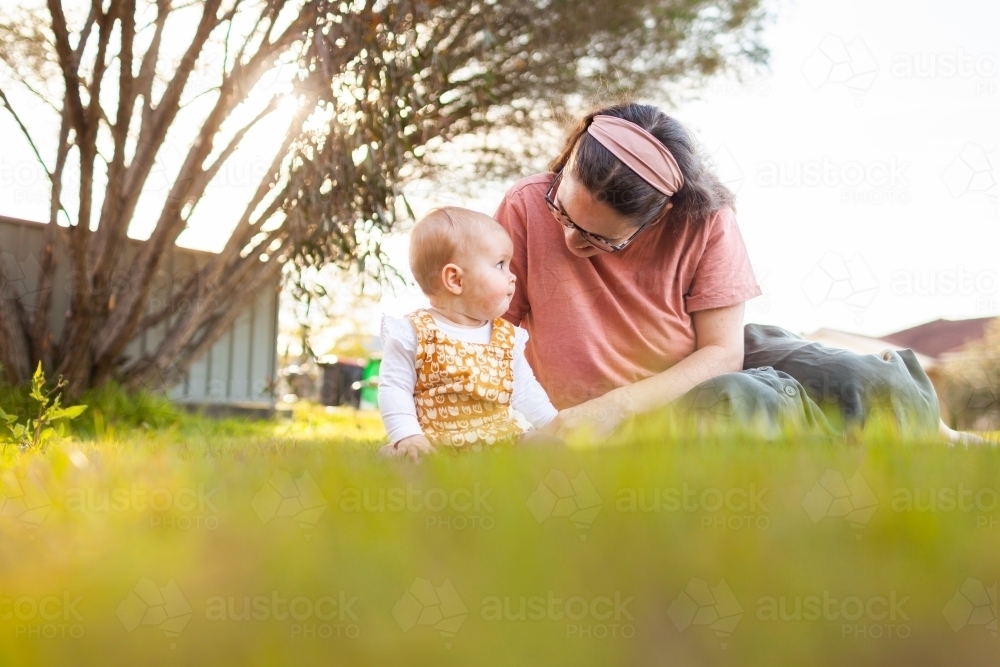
[
  {"xmin": 380, "ymin": 314, "xmax": 418, "ymax": 352},
  {"xmin": 512, "ymin": 325, "xmax": 529, "ymax": 354}
]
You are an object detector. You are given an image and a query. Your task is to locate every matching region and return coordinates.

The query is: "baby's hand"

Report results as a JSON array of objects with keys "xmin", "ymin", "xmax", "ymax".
[{"xmin": 380, "ymin": 434, "xmax": 436, "ymax": 462}]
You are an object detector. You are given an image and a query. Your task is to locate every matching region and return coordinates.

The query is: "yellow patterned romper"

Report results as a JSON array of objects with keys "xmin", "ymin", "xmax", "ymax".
[{"xmin": 407, "ymin": 310, "xmax": 524, "ymax": 448}]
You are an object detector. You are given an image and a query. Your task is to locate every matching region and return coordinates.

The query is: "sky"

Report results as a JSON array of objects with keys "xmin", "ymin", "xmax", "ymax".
[
  {"xmin": 1, "ymin": 0, "xmax": 998, "ymax": 350},
  {"xmin": 380, "ymin": 0, "xmax": 1000, "ymax": 340}
]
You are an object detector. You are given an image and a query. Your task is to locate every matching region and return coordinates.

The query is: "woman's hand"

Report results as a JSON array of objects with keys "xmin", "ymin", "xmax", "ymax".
[
  {"xmin": 546, "ymin": 392, "xmax": 634, "ymax": 440},
  {"xmin": 378, "ymin": 434, "xmax": 436, "ymax": 462}
]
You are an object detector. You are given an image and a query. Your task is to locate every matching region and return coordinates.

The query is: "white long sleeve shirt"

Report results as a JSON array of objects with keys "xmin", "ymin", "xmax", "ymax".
[{"xmin": 377, "ymin": 313, "xmax": 558, "ymax": 445}]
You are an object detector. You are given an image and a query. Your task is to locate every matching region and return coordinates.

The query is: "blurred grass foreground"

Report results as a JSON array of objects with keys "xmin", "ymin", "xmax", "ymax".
[{"xmin": 1, "ymin": 398, "xmax": 999, "ymax": 667}]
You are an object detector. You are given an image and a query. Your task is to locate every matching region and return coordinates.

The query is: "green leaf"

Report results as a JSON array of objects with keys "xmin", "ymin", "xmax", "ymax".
[
  {"xmin": 30, "ymin": 361, "xmax": 46, "ymax": 402},
  {"xmin": 48, "ymin": 405, "xmax": 88, "ymax": 421}
]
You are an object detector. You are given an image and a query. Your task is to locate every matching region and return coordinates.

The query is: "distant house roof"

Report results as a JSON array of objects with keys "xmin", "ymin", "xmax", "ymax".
[
  {"xmin": 803, "ymin": 328, "xmax": 936, "ymax": 368},
  {"xmin": 881, "ymin": 317, "xmax": 997, "ymax": 359}
]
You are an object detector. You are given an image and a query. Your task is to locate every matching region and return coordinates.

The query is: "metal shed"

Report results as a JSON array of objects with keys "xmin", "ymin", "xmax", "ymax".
[{"xmin": 0, "ymin": 215, "xmax": 279, "ymax": 412}]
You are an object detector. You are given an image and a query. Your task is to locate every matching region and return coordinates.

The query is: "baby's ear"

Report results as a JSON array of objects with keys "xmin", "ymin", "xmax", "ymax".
[{"xmin": 440, "ymin": 263, "xmax": 464, "ymax": 295}]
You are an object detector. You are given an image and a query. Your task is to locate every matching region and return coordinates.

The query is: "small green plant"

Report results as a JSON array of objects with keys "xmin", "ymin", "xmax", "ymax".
[{"xmin": 0, "ymin": 362, "xmax": 87, "ymax": 452}]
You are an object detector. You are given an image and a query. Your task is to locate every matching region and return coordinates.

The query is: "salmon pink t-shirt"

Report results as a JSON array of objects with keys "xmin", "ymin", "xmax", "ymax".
[{"xmin": 495, "ymin": 173, "xmax": 761, "ymax": 410}]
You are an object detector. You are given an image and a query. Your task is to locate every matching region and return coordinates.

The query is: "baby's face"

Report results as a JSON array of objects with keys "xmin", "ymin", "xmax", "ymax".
[{"xmin": 455, "ymin": 224, "xmax": 516, "ymax": 321}]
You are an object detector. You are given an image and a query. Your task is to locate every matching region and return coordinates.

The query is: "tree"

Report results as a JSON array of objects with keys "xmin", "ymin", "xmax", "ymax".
[
  {"xmin": 939, "ymin": 318, "xmax": 1000, "ymax": 431},
  {"xmin": 0, "ymin": 0, "xmax": 767, "ymax": 397}
]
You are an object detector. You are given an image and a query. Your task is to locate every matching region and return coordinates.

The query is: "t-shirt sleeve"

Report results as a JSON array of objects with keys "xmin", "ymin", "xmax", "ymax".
[
  {"xmin": 684, "ymin": 207, "xmax": 762, "ymax": 313},
  {"xmin": 494, "ymin": 188, "xmax": 531, "ymax": 326}
]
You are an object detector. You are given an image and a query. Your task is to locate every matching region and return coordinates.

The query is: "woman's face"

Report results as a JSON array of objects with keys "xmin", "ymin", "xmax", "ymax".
[{"xmin": 554, "ymin": 171, "xmax": 639, "ymax": 258}]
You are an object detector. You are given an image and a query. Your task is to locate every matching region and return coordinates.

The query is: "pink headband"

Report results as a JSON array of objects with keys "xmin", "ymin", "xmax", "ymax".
[{"xmin": 586, "ymin": 115, "xmax": 685, "ymax": 196}]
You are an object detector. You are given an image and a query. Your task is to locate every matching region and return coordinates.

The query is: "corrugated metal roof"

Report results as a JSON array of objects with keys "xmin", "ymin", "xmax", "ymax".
[{"xmin": 881, "ymin": 317, "xmax": 998, "ymax": 359}]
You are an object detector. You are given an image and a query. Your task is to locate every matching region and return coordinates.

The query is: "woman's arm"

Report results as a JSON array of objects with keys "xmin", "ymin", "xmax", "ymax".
[{"xmin": 551, "ymin": 302, "xmax": 746, "ymax": 437}]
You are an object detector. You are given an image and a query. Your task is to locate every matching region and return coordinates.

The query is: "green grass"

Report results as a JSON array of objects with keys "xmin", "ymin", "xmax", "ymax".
[{"xmin": 1, "ymin": 403, "xmax": 999, "ymax": 666}]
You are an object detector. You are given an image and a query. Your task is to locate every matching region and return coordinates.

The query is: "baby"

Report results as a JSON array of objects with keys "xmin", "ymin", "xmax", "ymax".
[{"xmin": 377, "ymin": 207, "xmax": 558, "ymax": 460}]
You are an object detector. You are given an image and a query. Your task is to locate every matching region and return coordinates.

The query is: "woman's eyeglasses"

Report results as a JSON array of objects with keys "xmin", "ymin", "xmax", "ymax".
[{"xmin": 544, "ymin": 169, "xmax": 660, "ymax": 253}]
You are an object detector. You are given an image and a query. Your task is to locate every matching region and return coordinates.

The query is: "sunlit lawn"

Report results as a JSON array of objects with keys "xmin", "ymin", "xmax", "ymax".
[{"xmin": 1, "ymin": 402, "xmax": 999, "ymax": 666}]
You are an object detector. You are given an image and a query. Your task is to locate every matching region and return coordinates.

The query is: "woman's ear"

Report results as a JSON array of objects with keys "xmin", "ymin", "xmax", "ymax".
[{"xmin": 440, "ymin": 263, "xmax": 464, "ymax": 295}]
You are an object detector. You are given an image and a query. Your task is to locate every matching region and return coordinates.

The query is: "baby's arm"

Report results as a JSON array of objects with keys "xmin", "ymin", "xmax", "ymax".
[
  {"xmin": 510, "ymin": 327, "xmax": 558, "ymax": 431},
  {"xmin": 377, "ymin": 317, "xmax": 435, "ymax": 460}
]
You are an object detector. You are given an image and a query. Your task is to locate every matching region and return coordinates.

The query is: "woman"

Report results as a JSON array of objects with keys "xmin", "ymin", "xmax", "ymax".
[{"xmin": 495, "ymin": 102, "xmax": 967, "ymax": 442}]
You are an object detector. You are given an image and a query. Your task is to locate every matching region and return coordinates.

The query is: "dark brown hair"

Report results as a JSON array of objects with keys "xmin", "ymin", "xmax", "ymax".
[{"xmin": 549, "ymin": 103, "xmax": 735, "ymax": 228}]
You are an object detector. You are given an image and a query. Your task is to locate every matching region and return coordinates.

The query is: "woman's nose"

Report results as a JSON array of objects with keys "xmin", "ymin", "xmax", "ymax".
[{"xmin": 564, "ymin": 225, "xmax": 588, "ymax": 248}]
